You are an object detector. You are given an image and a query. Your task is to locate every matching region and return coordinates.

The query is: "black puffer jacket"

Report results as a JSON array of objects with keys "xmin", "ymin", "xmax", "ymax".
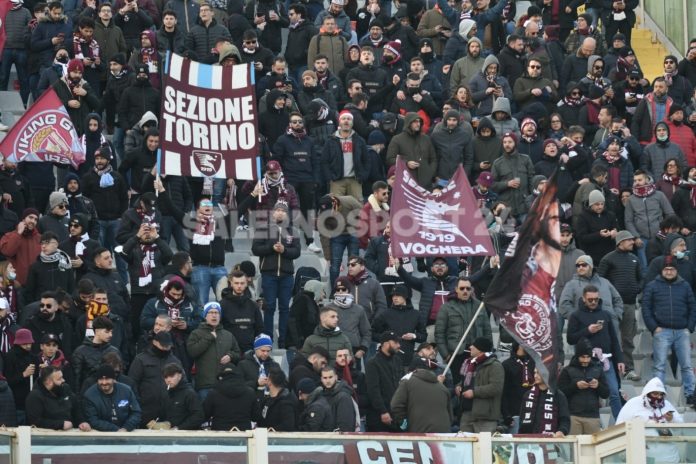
[
  {"xmin": 252, "ymin": 223, "xmax": 301, "ymax": 276},
  {"xmin": 163, "ymin": 379, "xmax": 204, "ymax": 430},
  {"xmin": 371, "ymin": 303, "xmax": 426, "ymax": 367},
  {"xmin": 23, "ymin": 260, "xmax": 75, "ymax": 305},
  {"xmin": 397, "ymin": 266, "xmax": 458, "ymax": 326},
  {"xmin": 122, "ymin": 236, "xmax": 173, "ymax": 296},
  {"xmin": 203, "ymin": 369, "xmax": 257, "ymax": 430},
  {"xmin": 285, "ymin": 20, "xmax": 317, "ymax": 68},
  {"xmin": 25, "ymin": 383, "xmax": 84, "ymax": 429},
  {"xmin": 71, "ymin": 340, "xmax": 122, "ymax": 392},
  {"xmin": 574, "ymin": 207, "xmax": 618, "ymax": 266},
  {"xmin": 237, "ymin": 353, "xmax": 280, "ymax": 393},
  {"xmin": 80, "ymin": 170, "xmax": 129, "ymax": 221},
  {"xmin": 117, "ymin": 80, "xmax": 160, "ymax": 131},
  {"xmin": 597, "ymin": 249, "xmax": 643, "ymax": 304},
  {"xmin": 220, "ymin": 289, "xmax": 264, "ymax": 352},
  {"xmin": 558, "ymin": 356, "xmax": 609, "ymax": 418},
  {"xmin": 128, "ymin": 346, "xmax": 182, "ymax": 425},
  {"xmin": 185, "ymin": 18, "xmax": 232, "ymax": 64},
  {"xmin": 254, "ymin": 388, "xmax": 299, "ymax": 431},
  {"xmin": 299, "ymin": 388, "xmax": 335, "ymax": 431}
]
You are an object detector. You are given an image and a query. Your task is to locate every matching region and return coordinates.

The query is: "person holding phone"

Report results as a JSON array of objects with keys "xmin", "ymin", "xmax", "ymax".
[{"xmin": 567, "ymin": 284, "xmax": 625, "ymax": 419}]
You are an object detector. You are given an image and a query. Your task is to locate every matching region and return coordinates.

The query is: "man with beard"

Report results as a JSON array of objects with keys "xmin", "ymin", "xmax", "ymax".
[
  {"xmin": 311, "ymin": 55, "xmax": 344, "ymax": 109},
  {"xmin": 220, "ymin": 271, "xmax": 263, "ymax": 352},
  {"xmin": 558, "ymin": 338, "xmax": 609, "ymax": 434},
  {"xmin": 513, "ymin": 58, "xmax": 557, "ymax": 113},
  {"xmin": 297, "ymin": 71, "xmax": 337, "ymax": 113},
  {"xmin": 578, "ymin": 56, "xmax": 613, "ymax": 99},
  {"xmin": 365, "ymin": 331, "xmax": 402, "ymax": 432},
  {"xmin": 561, "ymin": 37, "xmax": 597, "ymax": 92},
  {"xmin": 63, "ymin": 174, "xmax": 99, "ymax": 236},
  {"xmin": 469, "ymin": 55, "xmax": 513, "ymax": 117},
  {"xmin": 301, "ymin": 306, "xmax": 352, "ymax": 365},
  {"xmin": 612, "ymin": 70, "xmax": 648, "ymax": 126},
  {"xmin": 129, "ymin": 331, "xmax": 182, "ymax": 425},
  {"xmin": 240, "ymin": 30, "xmax": 274, "ymax": 82},
  {"xmin": 662, "ymin": 55, "xmax": 694, "ymax": 106},
  {"xmin": 83, "ymin": 248, "xmax": 130, "ymax": 320},
  {"xmin": 632, "ymin": 77, "xmax": 674, "ymax": 144},
  {"xmin": 665, "ymin": 105, "xmax": 696, "ymax": 165},
  {"xmin": 501, "ymin": 342, "xmax": 536, "ymax": 433},
  {"xmin": 119, "ymin": 129, "xmax": 160, "ymax": 197},
  {"xmin": 186, "ymin": 199, "xmax": 227, "ymax": 306},
  {"xmin": 390, "ymin": 72, "xmax": 439, "ymax": 129},
  {"xmin": 252, "ymin": 201, "xmax": 301, "ymax": 347},
  {"xmin": 365, "ymin": 221, "xmax": 413, "ymax": 304},
  {"xmin": 386, "ymin": 112, "xmax": 437, "ymax": 189},
  {"xmin": 122, "ymin": 220, "xmax": 173, "ymax": 337},
  {"xmin": 285, "ymin": 4, "xmax": 317, "ymax": 83},
  {"xmin": 84, "ymin": 363, "xmax": 141, "ymax": 431},
  {"xmin": 72, "ymin": 316, "xmax": 121, "ymax": 391},
  {"xmin": 490, "ymin": 132, "xmax": 535, "ymax": 221},
  {"xmin": 449, "ymin": 37, "xmax": 484, "ymax": 95},
  {"xmin": 26, "ymin": 366, "xmax": 91, "ymax": 430},
  {"xmin": 322, "ymin": 111, "xmax": 368, "ymax": 200},
  {"xmin": 74, "ymin": 290, "xmax": 129, "ymax": 361},
  {"xmin": 81, "ymin": 148, "xmax": 129, "ymax": 255},
  {"xmin": 23, "ymin": 233, "xmax": 74, "ymax": 305},
  {"xmin": 431, "ymin": 109, "xmax": 474, "ymax": 179},
  {"xmin": 117, "ymin": 65, "xmax": 160, "ymax": 134},
  {"xmin": 321, "ymin": 366, "xmax": 358, "ymax": 431},
  {"xmin": 38, "ymin": 192, "xmax": 70, "ymax": 242},
  {"xmin": 517, "ymin": 368, "xmax": 570, "ymax": 436},
  {"xmin": 59, "ymin": 214, "xmax": 100, "ymax": 281},
  {"xmin": 497, "ymin": 34, "xmax": 526, "ymax": 89},
  {"xmin": 237, "ymin": 334, "xmax": 279, "ymax": 394},
  {"xmin": 51, "ymin": 58, "xmax": 100, "ymax": 136},
  {"xmin": 24, "ymin": 291, "xmax": 73, "ymax": 357},
  {"xmin": 307, "ymin": 16, "xmax": 348, "ymax": 77},
  {"xmin": 371, "ymin": 285, "xmax": 424, "ymax": 367}
]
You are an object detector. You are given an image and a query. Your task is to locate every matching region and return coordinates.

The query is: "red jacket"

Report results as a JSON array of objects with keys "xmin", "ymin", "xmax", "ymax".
[
  {"xmin": 0, "ymin": 229, "xmax": 40, "ymax": 286},
  {"xmin": 666, "ymin": 120, "xmax": 696, "ymax": 166},
  {"xmin": 358, "ymin": 194, "xmax": 390, "ymax": 249}
]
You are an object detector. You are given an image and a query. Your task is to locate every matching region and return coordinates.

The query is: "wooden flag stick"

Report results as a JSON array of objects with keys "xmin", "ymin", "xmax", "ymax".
[{"xmin": 442, "ymin": 300, "xmax": 486, "ymax": 376}]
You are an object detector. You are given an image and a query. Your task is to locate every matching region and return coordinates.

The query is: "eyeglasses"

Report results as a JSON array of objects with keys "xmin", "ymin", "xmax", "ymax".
[
  {"xmin": 290, "ymin": 119, "xmax": 303, "ymax": 124},
  {"xmin": 528, "ymin": 65, "xmax": 541, "ymax": 69},
  {"xmin": 57, "ymin": 204, "xmax": 67, "ymax": 209},
  {"xmin": 665, "ymin": 60, "xmax": 676, "ymax": 64},
  {"xmin": 576, "ymin": 263, "xmax": 589, "ymax": 268},
  {"xmin": 593, "ymin": 65, "xmax": 604, "ymax": 70},
  {"xmin": 586, "ymin": 297, "xmax": 599, "ymax": 303},
  {"xmin": 41, "ymin": 240, "xmax": 57, "ymax": 245},
  {"xmin": 458, "ymin": 286, "xmax": 472, "ymax": 291},
  {"xmin": 69, "ymin": 223, "xmax": 81, "ymax": 228},
  {"xmin": 432, "ymin": 263, "xmax": 447, "ymax": 268},
  {"xmin": 335, "ymin": 287, "xmax": 348, "ymax": 292}
]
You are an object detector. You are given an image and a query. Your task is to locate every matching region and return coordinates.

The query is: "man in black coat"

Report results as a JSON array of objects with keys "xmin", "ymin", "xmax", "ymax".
[
  {"xmin": 52, "ymin": 59, "xmax": 101, "ymax": 136},
  {"xmin": 25, "ymin": 366, "xmax": 91, "ymax": 430},
  {"xmin": 161, "ymin": 363, "xmax": 204, "ymax": 430},
  {"xmin": 237, "ymin": 334, "xmax": 280, "ymax": 396},
  {"xmin": 24, "ymin": 291, "xmax": 74, "ymax": 357},
  {"xmin": 117, "ymin": 65, "xmax": 160, "ymax": 133},
  {"xmin": 71, "ymin": 316, "xmax": 122, "ymax": 392},
  {"xmin": 365, "ymin": 331, "xmax": 402, "ymax": 432},
  {"xmin": 297, "ymin": 378, "xmax": 335, "ymax": 431},
  {"xmin": 203, "ymin": 365, "xmax": 257, "ymax": 430},
  {"xmin": 220, "ymin": 270, "xmax": 264, "ymax": 352},
  {"xmin": 83, "ymin": 248, "xmax": 130, "ymax": 319}
]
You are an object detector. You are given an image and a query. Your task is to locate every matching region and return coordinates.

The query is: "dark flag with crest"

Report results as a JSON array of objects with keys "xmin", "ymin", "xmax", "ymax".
[{"xmin": 484, "ymin": 171, "xmax": 562, "ymax": 388}]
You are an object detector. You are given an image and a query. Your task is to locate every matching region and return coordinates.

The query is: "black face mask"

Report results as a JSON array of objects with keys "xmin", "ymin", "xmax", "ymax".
[{"xmin": 57, "ymin": 55, "xmax": 69, "ymax": 64}]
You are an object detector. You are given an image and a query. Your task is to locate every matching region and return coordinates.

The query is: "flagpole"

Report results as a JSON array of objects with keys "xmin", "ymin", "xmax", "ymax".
[
  {"xmin": 155, "ymin": 148, "xmax": 161, "ymax": 198},
  {"xmin": 442, "ymin": 300, "xmax": 486, "ymax": 376}
]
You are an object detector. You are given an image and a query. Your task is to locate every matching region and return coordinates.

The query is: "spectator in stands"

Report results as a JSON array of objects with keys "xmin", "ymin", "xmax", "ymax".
[
  {"xmin": 566, "ymin": 284, "xmax": 624, "ymax": 418},
  {"xmin": 307, "ymin": 15, "xmax": 349, "ymax": 76},
  {"xmin": 0, "ymin": 0, "xmax": 32, "ymax": 107},
  {"xmin": 219, "ymin": 270, "xmax": 263, "ymax": 352},
  {"xmin": 290, "ymin": 345, "xmax": 329, "ymax": 392},
  {"xmin": 296, "ymin": 378, "xmax": 334, "ymax": 431},
  {"xmin": 365, "ymin": 331, "xmax": 402, "ymax": 432},
  {"xmin": 322, "ymin": 111, "xmax": 367, "ymax": 200},
  {"xmin": 26, "ymin": 366, "xmax": 90, "ymax": 431},
  {"xmin": 160, "ymin": 362, "xmax": 204, "ymax": 430},
  {"xmin": 114, "ymin": 0, "xmax": 156, "ymax": 51},
  {"xmin": 5, "ymin": 328, "xmax": 38, "ymax": 421},
  {"xmin": 185, "ymin": 198, "xmax": 226, "ymax": 306},
  {"xmin": 371, "ymin": 285, "xmax": 424, "ymax": 367},
  {"xmin": 285, "ymin": 4, "xmax": 317, "ymax": 82},
  {"xmin": 625, "ymin": 169, "xmax": 675, "ymax": 270},
  {"xmin": 518, "ymin": 368, "xmax": 570, "ymax": 436},
  {"xmin": 632, "ymin": 77, "xmax": 673, "ymax": 145},
  {"xmin": 140, "ymin": 275, "xmax": 197, "ymax": 349},
  {"xmin": 561, "ymin": 37, "xmax": 596, "ymax": 91},
  {"xmin": 456, "ymin": 336, "xmax": 504, "ymax": 433},
  {"xmin": 203, "ymin": 364, "xmax": 256, "ymax": 430},
  {"xmin": 320, "ymin": 366, "xmax": 358, "ymax": 432},
  {"xmin": 52, "ymin": 59, "xmax": 100, "ymax": 136},
  {"xmin": 157, "ymin": 9, "xmax": 187, "ymax": 54},
  {"xmin": 671, "ymin": 168, "xmax": 696, "ymax": 232},
  {"xmin": 574, "ymin": 189, "xmax": 619, "ymax": 265},
  {"xmin": 597, "ymin": 230, "xmax": 643, "ymax": 381},
  {"xmin": 317, "ymin": 194, "xmax": 362, "ymax": 286},
  {"xmin": 491, "ymin": 132, "xmax": 535, "ymax": 221},
  {"xmin": 664, "ymin": 106, "xmax": 696, "ymax": 166},
  {"xmin": 187, "ymin": 302, "xmax": 240, "ymax": 400},
  {"xmin": 30, "ymin": 1, "xmax": 74, "ymax": 70},
  {"xmin": 558, "ymin": 338, "xmax": 609, "ymax": 435},
  {"xmin": 255, "ymin": 367, "xmax": 299, "ymax": 431},
  {"xmin": 0, "ymin": 209, "xmax": 40, "ymax": 286},
  {"xmin": 343, "ymin": 256, "xmax": 386, "ymax": 320},
  {"xmin": 84, "ymin": 364, "xmax": 142, "ymax": 432},
  {"xmin": 72, "ymin": 316, "xmax": 121, "ymax": 391},
  {"xmin": 185, "ymin": 3, "xmax": 231, "ymax": 64},
  {"xmin": 642, "ymin": 123, "xmax": 687, "ymax": 179},
  {"xmin": 501, "ymin": 342, "xmax": 535, "ymax": 433},
  {"xmin": 82, "ymin": 248, "xmax": 130, "ymax": 320},
  {"xmin": 642, "ymin": 256, "xmax": 696, "ymax": 406},
  {"xmin": 391, "ymin": 360, "xmax": 452, "ymax": 433},
  {"xmin": 431, "ymin": 110, "xmax": 474, "ymax": 180},
  {"xmin": 237, "ymin": 334, "xmax": 279, "ymax": 395},
  {"xmin": 386, "ymin": 112, "xmax": 437, "ymax": 189},
  {"xmin": 24, "ymin": 290, "xmax": 73, "ymax": 356}
]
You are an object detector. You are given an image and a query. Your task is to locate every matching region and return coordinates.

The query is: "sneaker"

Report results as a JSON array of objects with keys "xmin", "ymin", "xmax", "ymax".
[
  {"xmin": 0, "ymin": 123, "xmax": 8, "ymax": 132},
  {"xmin": 624, "ymin": 370, "xmax": 641, "ymax": 381},
  {"xmin": 307, "ymin": 243, "xmax": 321, "ymax": 253}
]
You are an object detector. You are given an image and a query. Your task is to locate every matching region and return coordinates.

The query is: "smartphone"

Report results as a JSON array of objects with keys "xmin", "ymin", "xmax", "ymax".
[{"xmin": 597, "ymin": 320, "xmax": 604, "ymax": 326}]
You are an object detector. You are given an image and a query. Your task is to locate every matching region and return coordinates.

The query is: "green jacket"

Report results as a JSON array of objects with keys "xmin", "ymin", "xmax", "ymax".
[
  {"xmin": 469, "ymin": 356, "xmax": 504, "ymax": 422},
  {"xmin": 490, "ymin": 150, "xmax": 535, "ymax": 216},
  {"xmin": 435, "ymin": 297, "xmax": 492, "ymax": 358},
  {"xmin": 391, "ymin": 369, "xmax": 453, "ymax": 433},
  {"xmin": 301, "ymin": 325, "xmax": 353, "ymax": 364},
  {"xmin": 386, "ymin": 112, "xmax": 438, "ymax": 189},
  {"xmin": 187, "ymin": 323, "xmax": 241, "ymax": 390}
]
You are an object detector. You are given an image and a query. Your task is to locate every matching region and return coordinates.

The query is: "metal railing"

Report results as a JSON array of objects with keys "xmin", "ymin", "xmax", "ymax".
[{"xmin": 641, "ymin": 0, "xmax": 694, "ymax": 56}]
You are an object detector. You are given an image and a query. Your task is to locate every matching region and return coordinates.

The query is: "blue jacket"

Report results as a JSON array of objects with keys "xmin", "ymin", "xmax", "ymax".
[
  {"xmin": 140, "ymin": 296, "xmax": 199, "ymax": 334},
  {"xmin": 567, "ymin": 301, "xmax": 623, "ymax": 363},
  {"xmin": 642, "ymin": 275, "xmax": 696, "ymax": 333},
  {"xmin": 84, "ymin": 382, "xmax": 142, "ymax": 431},
  {"xmin": 272, "ymin": 133, "xmax": 320, "ymax": 184},
  {"xmin": 31, "ymin": 15, "xmax": 74, "ymax": 69},
  {"xmin": 437, "ymin": 0, "xmax": 509, "ymax": 45}
]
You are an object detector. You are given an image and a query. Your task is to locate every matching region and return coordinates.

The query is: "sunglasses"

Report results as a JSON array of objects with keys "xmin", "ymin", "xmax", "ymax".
[
  {"xmin": 290, "ymin": 119, "xmax": 304, "ymax": 124},
  {"xmin": 57, "ymin": 204, "xmax": 67, "ymax": 209},
  {"xmin": 593, "ymin": 65, "xmax": 604, "ymax": 70},
  {"xmin": 69, "ymin": 223, "xmax": 81, "ymax": 228},
  {"xmin": 665, "ymin": 60, "xmax": 676, "ymax": 64},
  {"xmin": 335, "ymin": 287, "xmax": 348, "ymax": 292},
  {"xmin": 348, "ymin": 262, "xmax": 360, "ymax": 267},
  {"xmin": 586, "ymin": 298, "xmax": 599, "ymax": 303},
  {"xmin": 576, "ymin": 263, "xmax": 589, "ymax": 268},
  {"xmin": 529, "ymin": 65, "xmax": 541, "ymax": 69},
  {"xmin": 40, "ymin": 304, "xmax": 53, "ymax": 308},
  {"xmin": 458, "ymin": 286, "xmax": 472, "ymax": 291}
]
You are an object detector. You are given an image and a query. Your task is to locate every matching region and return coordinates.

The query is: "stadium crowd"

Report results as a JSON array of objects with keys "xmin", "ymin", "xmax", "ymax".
[{"xmin": 0, "ymin": 0, "xmax": 694, "ymax": 440}]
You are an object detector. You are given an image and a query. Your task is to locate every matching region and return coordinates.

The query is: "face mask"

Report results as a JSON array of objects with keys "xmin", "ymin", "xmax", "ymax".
[
  {"xmin": 136, "ymin": 76, "xmax": 148, "ymax": 83},
  {"xmin": 675, "ymin": 250, "xmax": 687, "ymax": 259},
  {"xmin": 57, "ymin": 55, "xmax": 69, "ymax": 64},
  {"xmin": 6, "ymin": 272, "xmax": 16, "ymax": 281},
  {"xmin": 657, "ymin": 134, "xmax": 668, "ymax": 142}
]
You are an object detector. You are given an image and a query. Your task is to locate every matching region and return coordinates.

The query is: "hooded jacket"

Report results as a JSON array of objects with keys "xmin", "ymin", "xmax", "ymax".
[
  {"xmin": 306, "ymin": 29, "xmax": 349, "ymax": 75},
  {"xmin": 259, "ymin": 89, "xmax": 291, "ymax": 148},
  {"xmin": 30, "ymin": 13, "xmax": 74, "ymax": 68},
  {"xmin": 671, "ymin": 183, "xmax": 696, "ymax": 230},
  {"xmin": 255, "ymin": 387, "xmax": 299, "ymax": 431},
  {"xmin": 471, "ymin": 117, "xmax": 503, "ymax": 179},
  {"xmin": 469, "ymin": 55, "xmax": 513, "ymax": 116},
  {"xmin": 449, "ymin": 37, "xmax": 484, "ymax": 94},
  {"xmin": 323, "ymin": 380, "xmax": 358, "ymax": 431},
  {"xmin": 371, "ymin": 302, "xmax": 424, "ymax": 366},
  {"xmin": 252, "ymin": 222, "xmax": 301, "ymax": 277},
  {"xmin": 574, "ymin": 205, "xmax": 618, "ymax": 265},
  {"xmin": 272, "ymin": 129, "xmax": 321, "ymax": 184},
  {"xmin": 203, "ymin": 369, "xmax": 256, "ymax": 430},
  {"xmin": 117, "ymin": 78, "xmax": 160, "ymax": 131},
  {"xmin": 299, "ymin": 387, "xmax": 335, "ymax": 431},
  {"xmin": 385, "ymin": 112, "xmax": 438, "ymax": 188},
  {"xmin": 490, "ymin": 147, "xmax": 535, "ymax": 216},
  {"xmin": 484, "ymin": 97, "xmax": 520, "ymax": 139},
  {"xmin": 301, "ymin": 325, "xmax": 353, "ymax": 364},
  {"xmin": 642, "ymin": 123, "xmax": 687, "ymax": 178},
  {"xmin": 219, "ymin": 289, "xmax": 263, "ymax": 352},
  {"xmin": 431, "ymin": 110, "xmax": 475, "ymax": 178},
  {"xmin": 391, "ymin": 369, "xmax": 452, "ymax": 432},
  {"xmin": 187, "ymin": 322, "xmax": 241, "ymax": 390},
  {"xmin": 559, "ymin": 271, "xmax": 624, "ymax": 322},
  {"xmin": 285, "ymin": 20, "xmax": 318, "ymax": 68},
  {"xmin": 128, "ymin": 344, "xmax": 182, "ymax": 425},
  {"xmin": 558, "ymin": 355, "xmax": 609, "ymax": 418}
]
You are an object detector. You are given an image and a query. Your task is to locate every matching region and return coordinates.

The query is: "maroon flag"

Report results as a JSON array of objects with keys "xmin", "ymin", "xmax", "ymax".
[
  {"xmin": 390, "ymin": 156, "xmax": 494, "ymax": 258},
  {"xmin": 159, "ymin": 53, "xmax": 260, "ymax": 180},
  {"xmin": 0, "ymin": 88, "xmax": 85, "ymax": 169},
  {"xmin": 484, "ymin": 172, "xmax": 562, "ymax": 387},
  {"xmin": 0, "ymin": 0, "xmax": 10, "ymax": 53}
]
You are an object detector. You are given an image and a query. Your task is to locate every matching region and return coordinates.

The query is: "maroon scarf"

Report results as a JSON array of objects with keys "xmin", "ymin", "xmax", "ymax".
[
  {"xmin": 162, "ymin": 290, "xmax": 184, "ymax": 320},
  {"xmin": 336, "ymin": 360, "xmax": 359, "ymax": 402},
  {"xmin": 662, "ymin": 173, "xmax": 683, "ymax": 186},
  {"xmin": 520, "ymin": 386, "xmax": 559, "ymax": 434},
  {"xmin": 347, "ymin": 269, "xmax": 369, "ymax": 286},
  {"xmin": 0, "ymin": 317, "xmax": 13, "ymax": 353},
  {"xmin": 585, "ymin": 100, "xmax": 601, "ymax": 124},
  {"xmin": 460, "ymin": 352, "xmax": 492, "ymax": 387},
  {"xmin": 685, "ymin": 182, "xmax": 696, "ymax": 207},
  {"xmin": 193, "ymin": 213, "xmax": 215, "ymax": 245},
  {"xmin": 632, "ymin": 183, "xmax": 656, "ymax": 198},
  {"xmin": 286, "ymin": 125, "xmax": 307, "ymax": 140},
  {"xmin": 0, "ymin": 286, "xmax": 16, "ymax": 320},
  {"xmin": 516, "ymin": 356, "xmax": 535, "ymax": 388},
  {"xmin": 563, "ymin": 95, "xmax": 584, "ymax": 107},
  {"xmin": 72, "ymin": 32, "xmax": 99, "ymax": 61}
]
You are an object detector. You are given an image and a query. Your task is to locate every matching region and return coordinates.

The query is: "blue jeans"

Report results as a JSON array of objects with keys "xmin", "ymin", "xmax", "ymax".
[
  {"xmin": 112, "ymin": 126, "xmax": 125, "ymax": 163},
  {"xmin": 0, "ymin": 48, "xmax": 29, "ymax": 105},
  {"xmin": 192, "ymin": 265, "xmax": 228, "ymax": 306},
  {"xmin": 604, "ymin": 362, "xmax": 623, "ymax": 419},
  {"xmin": 653, "ymin": 328, "xmax": 695, "ymax": 396},
  {"xmin": 160, "ymin": 216, "xmax": 190, "ymax": 252},
  {"xmin": 261, "ymin": 273, "xmax": 294, "ymax": 345},
  {"xmin": 635, "ymin": 236, "xmax": 649, "ymax": 272},
  {"xmin": 99, "ymin": 219, "xmax": 120, "ymax": 251},
  {"xmin": 330, "ymin": 234, "xmax": 359, "ymax": 286}
]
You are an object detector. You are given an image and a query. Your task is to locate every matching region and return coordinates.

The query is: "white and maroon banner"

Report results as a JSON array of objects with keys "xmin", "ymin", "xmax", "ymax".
[
  {"xmin": 390, "ymin": 156, "xmax": 494, "ymax": 258},
  {"xmin": 159, "ymin": 53, "xmax": 260, "ymax": 180},
  {"xmin": 0, "ymin": 88, "xmax": 85, "ymax": 169}
]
